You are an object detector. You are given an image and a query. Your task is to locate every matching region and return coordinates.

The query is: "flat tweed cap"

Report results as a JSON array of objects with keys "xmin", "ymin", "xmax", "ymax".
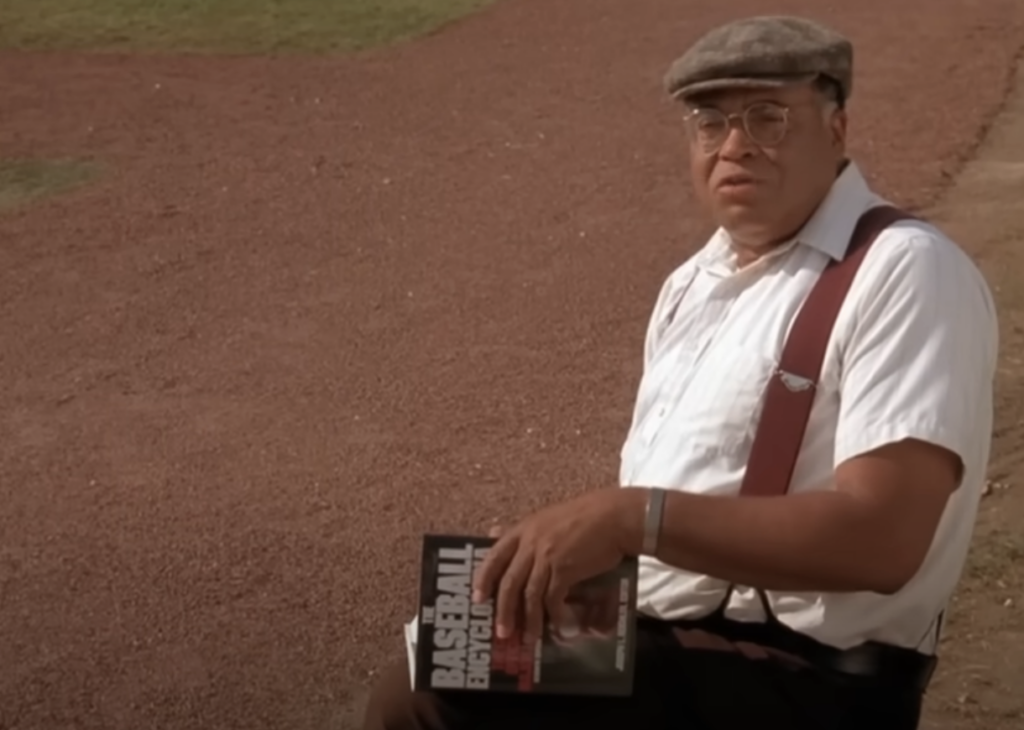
[{"xmin": 665, "ymin": 15, "xmax": 853, "ymax": 102}]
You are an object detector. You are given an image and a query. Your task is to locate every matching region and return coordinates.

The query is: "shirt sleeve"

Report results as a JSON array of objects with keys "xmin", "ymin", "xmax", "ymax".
[{"xmin": 834, "ymin": 229, "xmax": 999, "ymax": 473}]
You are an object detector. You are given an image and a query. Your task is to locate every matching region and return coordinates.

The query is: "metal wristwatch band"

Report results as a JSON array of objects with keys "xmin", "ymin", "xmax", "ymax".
[{"xmin": 642, "ymin": 487, "xmax": 667, "ymax": 555}]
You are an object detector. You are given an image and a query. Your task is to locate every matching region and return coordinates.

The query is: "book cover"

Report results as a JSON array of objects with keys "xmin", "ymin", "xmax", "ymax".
[{"xmin": 408, "ymin": 533, "xmax": 638, "ymax": 696}]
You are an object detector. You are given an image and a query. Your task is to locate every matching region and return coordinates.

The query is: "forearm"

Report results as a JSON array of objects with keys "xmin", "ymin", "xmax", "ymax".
[{"xmin": 619, "ymin": 487, "xmax": 910, "ymax": 594}]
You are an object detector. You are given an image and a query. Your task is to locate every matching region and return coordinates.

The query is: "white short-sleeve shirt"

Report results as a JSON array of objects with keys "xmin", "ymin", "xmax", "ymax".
[{"xmin": 619, "ymin": 161, "xmax": 998, "ymax": 653}]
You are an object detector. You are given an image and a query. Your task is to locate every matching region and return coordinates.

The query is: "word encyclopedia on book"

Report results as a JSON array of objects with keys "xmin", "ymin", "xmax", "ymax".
[{"xmin": 405, "ymin": 534, "xmax": 639, "ymax": 696}]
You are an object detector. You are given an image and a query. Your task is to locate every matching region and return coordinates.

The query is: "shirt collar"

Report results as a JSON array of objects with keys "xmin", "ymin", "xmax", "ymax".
[
  {"xmin": 793, "ymin": 160, "xmax": 876, "ymax": 261},
  {"xmin": 694, "ymin": 160, "xmax": 877, "ymax": 271}
]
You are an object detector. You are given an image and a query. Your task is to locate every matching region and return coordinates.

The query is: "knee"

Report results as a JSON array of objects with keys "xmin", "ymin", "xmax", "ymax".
[{"xmin": 362, "ymin": 660, "xmax": 447, "ymax": 730}]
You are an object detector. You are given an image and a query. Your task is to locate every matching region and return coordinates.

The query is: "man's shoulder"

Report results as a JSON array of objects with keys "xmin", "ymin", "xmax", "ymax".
[
  {"xmin": 840, "ymin": 211, "xmax": 999, "ymax": 359},
  {"xmin": 857, "ymin": 213, "xmax": 992, "ymax": 302},
  {"xmin": 869, "ymin": 212, "xmax": 962, "ymax": 257}
]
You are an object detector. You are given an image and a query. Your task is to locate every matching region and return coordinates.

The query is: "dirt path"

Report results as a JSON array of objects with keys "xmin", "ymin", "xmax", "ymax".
[
  {"xmin": 917, "ymin": 57, "xmax": 1024, "ymax": 730},
  {"xmin": 1, "ymin": 1, "xmax": 1023, "ymax": 729}
]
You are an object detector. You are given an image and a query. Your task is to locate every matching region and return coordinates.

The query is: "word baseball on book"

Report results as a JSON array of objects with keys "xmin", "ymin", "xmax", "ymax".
[{"xmin": 406, "ymin": 534, "xmax": 639, "ymax": 696}]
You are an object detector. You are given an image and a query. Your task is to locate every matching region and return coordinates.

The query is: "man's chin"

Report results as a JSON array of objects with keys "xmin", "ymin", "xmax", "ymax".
[
  {"xmin": 713, "ymin": 203, "xmax": 766, "ymax": 231},
  {"xmin": 713, "ymin": 187, "xmax": 765, "ymax": 212}
]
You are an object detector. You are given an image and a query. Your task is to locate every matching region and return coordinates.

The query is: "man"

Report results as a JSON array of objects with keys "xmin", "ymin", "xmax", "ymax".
[{"xmin": 363, "ymin": 14, "xmax": 998, "ymax": 730}]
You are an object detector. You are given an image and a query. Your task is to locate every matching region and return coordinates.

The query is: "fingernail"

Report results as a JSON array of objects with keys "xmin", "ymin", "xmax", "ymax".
[
  {"xmin": 496, "ymin": 624, "xmax": 509, "ymax": 639},
  {"xmin": 471, "ymin": 589, "xmax": 483, "ymax": 603}
]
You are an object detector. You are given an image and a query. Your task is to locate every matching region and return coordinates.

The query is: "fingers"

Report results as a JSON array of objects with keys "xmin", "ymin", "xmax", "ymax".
[
  {"xmin": 476, "ymin": 533, "xmax": 553, "ymax": 643},
  {"xmin": 475, "ymin": 523, "xmax": 547, "ymax": 642},
  {"xmin": 494, "ymin": 546, "xmax": 534, "ymax": 640},
  {"xmin": 472, "ymin": 532, "xmax": 518, "ymax": 605},
  {"xmin": 521, "ymin": 561, "xmax": 551, "ymax": 644}
]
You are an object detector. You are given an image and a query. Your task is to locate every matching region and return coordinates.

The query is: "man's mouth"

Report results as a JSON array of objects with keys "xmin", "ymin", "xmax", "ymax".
[{"xmin": 718, "ymin": 173, "xmax": 759, "ymax": 189}]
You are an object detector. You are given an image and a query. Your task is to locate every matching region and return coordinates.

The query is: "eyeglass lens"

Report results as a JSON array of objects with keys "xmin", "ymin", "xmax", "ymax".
[{"xmin": 687, "ymin": 102, "xmax": 789, "ymax": 151}]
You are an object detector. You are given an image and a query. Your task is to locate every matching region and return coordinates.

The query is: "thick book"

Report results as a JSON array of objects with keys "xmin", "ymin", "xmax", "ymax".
[{"xmin": 406, "ymin": 533, "xmax": 639, "ymax": 696}]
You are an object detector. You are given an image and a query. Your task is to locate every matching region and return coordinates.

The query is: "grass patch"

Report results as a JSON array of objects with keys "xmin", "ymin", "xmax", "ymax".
[
  {"xmin": 0, "ymin": 159, "xmax": 99, "ymax": 212},
  {"xmin": 964, "ymin": 527, "xmax": 1024, "ymax": 584},
  {"xmin": 0, "ymin": 0, "xmax": 495, "ymax": 54}
]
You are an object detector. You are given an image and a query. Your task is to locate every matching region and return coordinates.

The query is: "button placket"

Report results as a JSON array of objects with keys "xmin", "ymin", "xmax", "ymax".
[
  {"xmin": 626, "ymin": 265, "xmax": 747, "ymax": 483},
  {"xmin": 639, "ymin": 296, "xmax": 733, "ymax": 450}
]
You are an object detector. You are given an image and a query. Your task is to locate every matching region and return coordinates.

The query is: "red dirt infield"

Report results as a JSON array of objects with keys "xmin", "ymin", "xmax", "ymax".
[{"xmin": 1, "ymin": 1, "xmax": 1023, "ymax": 728}]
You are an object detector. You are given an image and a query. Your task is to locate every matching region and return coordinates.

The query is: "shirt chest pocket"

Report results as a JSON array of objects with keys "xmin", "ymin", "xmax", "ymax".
[{"xmin": 681, "ymin": 344, "xmax": 779, "ymax": 455}]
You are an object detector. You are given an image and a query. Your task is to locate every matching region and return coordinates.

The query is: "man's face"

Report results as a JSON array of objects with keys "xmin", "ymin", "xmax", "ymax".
[{"xmin": 683, "ymin": 82, "xmax": 847, "ymax": 251}]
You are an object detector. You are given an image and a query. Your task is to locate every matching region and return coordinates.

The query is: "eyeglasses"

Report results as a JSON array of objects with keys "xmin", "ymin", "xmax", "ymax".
[{"xmin": 682, "ymin": 101, "xmax": 792, "ymax": 154}]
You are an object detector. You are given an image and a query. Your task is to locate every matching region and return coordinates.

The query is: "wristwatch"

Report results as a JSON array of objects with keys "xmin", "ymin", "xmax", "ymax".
[{"xmin": 642, "ymin": 487, "xmax": 667, "ymax": 555}]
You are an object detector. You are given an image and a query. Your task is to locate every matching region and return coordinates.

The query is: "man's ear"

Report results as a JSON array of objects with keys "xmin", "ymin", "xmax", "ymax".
[{"xmin": 829, "ymin": 109, "xmax": 848, "ymax": 152}]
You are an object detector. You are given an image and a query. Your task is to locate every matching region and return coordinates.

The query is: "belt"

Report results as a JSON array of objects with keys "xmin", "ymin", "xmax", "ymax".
[{"xmin": 658, "ymin": 615, "xmax": 938, "ymax": 694}]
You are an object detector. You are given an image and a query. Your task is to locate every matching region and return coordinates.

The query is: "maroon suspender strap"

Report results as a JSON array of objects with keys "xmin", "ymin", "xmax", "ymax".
[{"xmin": 737, "ymin": 205, "xmax": 916, "ymax": 498}]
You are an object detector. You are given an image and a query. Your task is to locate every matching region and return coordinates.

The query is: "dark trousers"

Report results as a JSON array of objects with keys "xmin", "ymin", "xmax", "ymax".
[{"xmin": 362, "ymin": 615, "xmax": 926, "ymax": 730}]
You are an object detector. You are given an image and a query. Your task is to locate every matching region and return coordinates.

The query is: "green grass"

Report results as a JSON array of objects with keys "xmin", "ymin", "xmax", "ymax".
[
  {"xmin": 0, "ymin": 159, "xmax": 99, "ymax": 212},
  {"xmin": 964, "ymin": 527, "xmax": 1024, "ymax": 584},
  {"xmin": 0, "ymin": 0, "xmax": 494, "ymax": 54}
]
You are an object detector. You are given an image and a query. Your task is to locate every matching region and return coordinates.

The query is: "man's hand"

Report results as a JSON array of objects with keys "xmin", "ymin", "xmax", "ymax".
[{"xmin": 471, "ymin": 487, "xmax": 641, "ymax": 644}]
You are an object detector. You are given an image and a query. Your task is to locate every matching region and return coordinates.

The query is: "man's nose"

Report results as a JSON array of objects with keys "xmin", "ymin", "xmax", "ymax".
[{"xmin": 718, "ymin": 121, "xmax": 756, "ymax": 158}]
